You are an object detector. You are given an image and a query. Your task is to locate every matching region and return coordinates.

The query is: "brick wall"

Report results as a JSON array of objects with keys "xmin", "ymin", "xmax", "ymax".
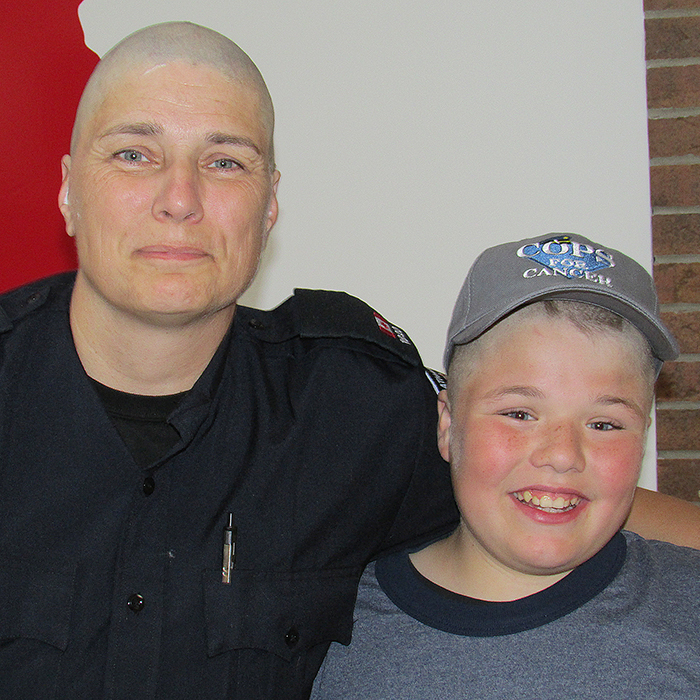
[{"xmin": 646, "ymin": 0, "xmax": 700, "ymax": 501}]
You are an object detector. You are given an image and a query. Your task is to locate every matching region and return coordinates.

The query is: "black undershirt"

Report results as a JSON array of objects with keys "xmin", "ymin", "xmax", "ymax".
[{"xmin": 89, "ymin": 378, "xmax": 187, "ymax": 468}]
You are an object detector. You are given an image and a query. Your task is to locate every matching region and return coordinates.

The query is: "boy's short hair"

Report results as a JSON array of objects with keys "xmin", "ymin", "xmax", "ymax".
[
  {"xmin": 447, "ymin": 299, "xmax": 657, "ymax": 405},
  {"xmin": 443, "ymin": 234, "xmax": 678, "ymax": 374}
]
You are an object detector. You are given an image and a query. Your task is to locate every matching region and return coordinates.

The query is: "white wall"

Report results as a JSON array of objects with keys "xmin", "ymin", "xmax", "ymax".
[{"xmin": 78, "ymin": 0, "xmax": 657, "ymax": 486}]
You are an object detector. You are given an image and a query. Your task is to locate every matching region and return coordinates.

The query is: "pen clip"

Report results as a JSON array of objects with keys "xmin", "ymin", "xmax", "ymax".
[{"xmin": 222, "ymin": 513, "xmax": 237, "ymax": 584}]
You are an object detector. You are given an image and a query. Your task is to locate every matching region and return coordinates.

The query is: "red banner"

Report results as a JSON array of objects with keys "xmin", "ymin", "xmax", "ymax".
[{"xmin": 1, "ymin": 1, "xmax": 98, "ymax": 292}]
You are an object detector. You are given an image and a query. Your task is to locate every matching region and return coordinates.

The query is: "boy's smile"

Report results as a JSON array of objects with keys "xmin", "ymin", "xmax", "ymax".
[
  {"xmin": 512, "ymin": 488, "xmax": 583, "ymax": 515},
  {"xmin": 429, "ymin": 309, "xmax": 651, "ymax": 600}
]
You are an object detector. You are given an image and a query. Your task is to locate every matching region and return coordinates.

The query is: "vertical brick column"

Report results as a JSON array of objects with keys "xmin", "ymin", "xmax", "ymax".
[{"xmin": 646, "ymin": 0, "xmax": 700, "ymax": 501}]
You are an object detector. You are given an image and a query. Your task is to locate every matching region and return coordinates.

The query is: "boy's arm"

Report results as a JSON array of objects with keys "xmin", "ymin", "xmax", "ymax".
[{"xmin": 626, "ymin": 487, "xmax": 700, "ymax": 548}]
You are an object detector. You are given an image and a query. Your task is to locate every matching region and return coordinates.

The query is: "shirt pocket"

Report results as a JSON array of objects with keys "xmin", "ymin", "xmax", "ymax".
[
  {"xmin": 202, "ymin": 566, "xmax": 361, "ymax": 661},
  {"xmin": 0, "ymin": 556, "xmax": 74, "ymax": 650},
  {"xmin": 0, "ymin": 555, "xmax": 75, "ymax": 698}
]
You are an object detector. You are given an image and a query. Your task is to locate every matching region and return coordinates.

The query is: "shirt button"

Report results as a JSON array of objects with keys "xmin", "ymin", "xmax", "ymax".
[
  {"xmin": 127, "ymin": 594, "xmax": 145, "ymax": 613},
  {"xmin": 284, "ymin": 627, "xmax": 300, "ymax": 647},
  {"xmin": 143, "ymin": 477, "xmax": 155, "ymax": 496},
  {"xmin": 248, "ymin": 318, "xmax": 265, "ymax": 330}
]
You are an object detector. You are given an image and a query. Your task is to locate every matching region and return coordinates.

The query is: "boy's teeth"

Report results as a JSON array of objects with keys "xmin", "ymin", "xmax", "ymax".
[{"xmin": 515, "ymin": 490, "xmax": 581, "ymax": 512}]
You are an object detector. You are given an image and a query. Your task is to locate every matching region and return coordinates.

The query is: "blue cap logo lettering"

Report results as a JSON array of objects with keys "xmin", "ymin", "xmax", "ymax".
[{"xmin": 516, "ymin": 236, "xmax": 614, "ymax": 277}]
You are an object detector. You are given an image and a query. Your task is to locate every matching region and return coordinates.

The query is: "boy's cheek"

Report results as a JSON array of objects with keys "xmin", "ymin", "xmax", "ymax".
[
  {"xmin": 451, "ymin": 420, "xmax": 528, "ymax": 483},
  {"xmin": 588, "ymin": 440, "xmax": 644, "ymax": 500}
]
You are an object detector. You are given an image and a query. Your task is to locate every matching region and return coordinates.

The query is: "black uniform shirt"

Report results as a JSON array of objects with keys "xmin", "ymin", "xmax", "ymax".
[{"xmin": 0, "ymin": 273, "xmax": 457, "ymax": 700}]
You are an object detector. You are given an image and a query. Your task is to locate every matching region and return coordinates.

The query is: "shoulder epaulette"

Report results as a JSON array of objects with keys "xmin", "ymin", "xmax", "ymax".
[
  {"xmin": 242, "ymin": 288, "xmax": 422, "ymax": 366},
  {"xmin": 292, "ymin": 289, "xmax": 422, "ymax": 365},
  {"xmin": 424, "ymin": 367, "xmax": 447, "ymax": 393},
  {"xmin": 0, "ymin": 272, "xmax": 75, "ymax": 332}
]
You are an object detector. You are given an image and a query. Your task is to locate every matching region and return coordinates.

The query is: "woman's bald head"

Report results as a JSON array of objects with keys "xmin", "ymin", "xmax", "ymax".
[{"xmin": 70, "ymin": 21, "xmax": 275, "ymax": 166}]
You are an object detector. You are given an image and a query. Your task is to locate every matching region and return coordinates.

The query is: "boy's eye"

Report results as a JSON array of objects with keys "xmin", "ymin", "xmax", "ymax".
[
  {"xmin": 502, "ymin": 410, "xmax": 533, "ymax": 421},
  {"xmin": 588, "ymin": 421, "xmax": 620, "ymax": 431}
]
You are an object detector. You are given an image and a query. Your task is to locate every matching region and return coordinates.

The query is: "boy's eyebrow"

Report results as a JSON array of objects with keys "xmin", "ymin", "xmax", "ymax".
[
  {"xmin": 597, "ymin": 395, "xmax": 647, "ymax": 419},
  {"xmin": 483, "ymin": 389, "xmax": 647, "ymax": 418},
  {"xmin": 484, "ymin": 386, "xmax": 545, "ymax": 400}
]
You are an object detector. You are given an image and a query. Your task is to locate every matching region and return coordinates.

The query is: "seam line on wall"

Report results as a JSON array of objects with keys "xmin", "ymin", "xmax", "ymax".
[
  {"xmin": 651, "ymin": 156, "xmax": 700, "ymax": 165},
  {"xmin": 659, "ymin": 302, "xmax": 700, "ymax": 311},
  {"xmin": 658, "ymin": 450, "xmax": 700, "ymax": 458},
  {"xmin": 647, "ymin": 58, "xmax": 700, "ymax": 67},
  {"xmin": 654, "ymin": 254, "xmax": 700, "ymax": 263},
  {"xmin": 649, "ymin": 108, "xmax": 700, "ymax": 118},
  {"xmin": 652, "ymin": 206, "xmax": 700, "ymax": 214},
  {"xmin": 645, "ymin": 9, "xmax": 700, "ymax": 18}
]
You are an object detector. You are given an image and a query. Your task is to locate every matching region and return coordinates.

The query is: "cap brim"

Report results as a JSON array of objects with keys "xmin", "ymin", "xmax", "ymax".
[{"xmin": 445, "ymin": 285, "xmax": 679, "ymax": 368}]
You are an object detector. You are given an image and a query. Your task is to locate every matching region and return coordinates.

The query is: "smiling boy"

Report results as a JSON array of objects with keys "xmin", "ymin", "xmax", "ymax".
[{"xmin": 311, "ymin": 234, "xmax": 700, "ymax": 698}]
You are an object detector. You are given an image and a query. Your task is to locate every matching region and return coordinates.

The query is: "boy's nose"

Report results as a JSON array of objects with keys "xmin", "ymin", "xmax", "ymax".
[{"xmin": 530, "ymin": 423, "xmax": 585, "ymax": 473}]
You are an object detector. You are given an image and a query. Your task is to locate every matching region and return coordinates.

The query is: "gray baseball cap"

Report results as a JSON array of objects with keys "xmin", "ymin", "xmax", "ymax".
[{"xmin": 443, "ymin": 233, "xmax": 679, "ymax": 370}]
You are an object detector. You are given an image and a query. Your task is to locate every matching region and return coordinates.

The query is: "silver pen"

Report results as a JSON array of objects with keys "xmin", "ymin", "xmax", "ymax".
[{"xmin": 222, "ymin": 513, "xmax": 237, "ymax": 584}]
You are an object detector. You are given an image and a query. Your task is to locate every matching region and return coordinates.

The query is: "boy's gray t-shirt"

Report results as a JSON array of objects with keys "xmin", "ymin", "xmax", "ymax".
[{"xmin": 311, "ymin": 532, "xmax": 700, "ymax": 699}]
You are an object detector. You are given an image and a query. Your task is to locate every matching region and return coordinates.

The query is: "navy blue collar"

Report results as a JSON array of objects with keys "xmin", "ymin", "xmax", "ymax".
[{"xmin": 375, "ymin": 531, "xmax": 627, "ymax": 637}]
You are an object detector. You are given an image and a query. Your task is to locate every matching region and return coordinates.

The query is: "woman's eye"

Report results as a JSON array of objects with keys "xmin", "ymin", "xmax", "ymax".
[
  {"xmin": 211, "ymin": 158, "xmax": 240, "ymax": 170},
  {"xmin": 116, "ymin": 150, "xmax": 147, "ymax": 163}
]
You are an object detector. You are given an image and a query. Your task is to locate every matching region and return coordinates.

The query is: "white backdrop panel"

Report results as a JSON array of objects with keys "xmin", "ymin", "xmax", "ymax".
[{"xmin": 78, "ymin": 0, "xmax": 657, "ymax": 486}]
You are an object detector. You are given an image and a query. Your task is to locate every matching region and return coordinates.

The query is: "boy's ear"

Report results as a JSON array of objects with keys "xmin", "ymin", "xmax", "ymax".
[{"xmin": 436, "ymin": 389, "xmax": 452, "ymax": 462}]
